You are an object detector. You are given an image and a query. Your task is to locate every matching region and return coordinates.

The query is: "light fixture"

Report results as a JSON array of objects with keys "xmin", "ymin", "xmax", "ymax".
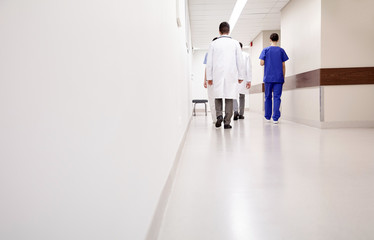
[{"xmin": 228, "ymin": 0, "xmax": 248, "ymax": 33}]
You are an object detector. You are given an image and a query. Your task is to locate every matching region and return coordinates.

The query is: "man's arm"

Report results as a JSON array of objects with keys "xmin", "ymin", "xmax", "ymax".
[
  {"xmin": 246, "ymin": 55, "xmax": 252, "ymax": 89},
  {"xmin": 236, "ymin": 43, "xmax": 244, "ymax": 83},
  {"xmin": 206, "ymin": 44, "xmax": 214, "ymax": 84},
  {"xmin": 259, "ymin": 48, "xmax": 266, "ymax": 66},
  {"xmin": 282, "ymin": 62, "xmax": 286, "ymax": 78}
]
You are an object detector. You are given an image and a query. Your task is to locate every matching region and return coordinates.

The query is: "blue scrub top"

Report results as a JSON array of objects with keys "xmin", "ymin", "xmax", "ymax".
[{"xmin": 259, "ymin": 46, "xmax": 289, "ymax": 83}]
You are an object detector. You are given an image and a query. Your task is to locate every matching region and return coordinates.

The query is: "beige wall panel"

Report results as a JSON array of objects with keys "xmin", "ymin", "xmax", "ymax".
[{"xmin": 281, "ymin": 0, "xmax": 322, "ymax": 76}]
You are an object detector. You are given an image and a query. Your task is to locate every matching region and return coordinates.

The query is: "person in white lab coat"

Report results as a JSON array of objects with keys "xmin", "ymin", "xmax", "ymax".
[
  {"xmin": 203, "ymin": 37, "xmax": 218, "ymax": 124},
  {"xmin": 206, "ymin": 22, "xmax": 244, "ymax": 129},
  {"xmin": 233, "ymin": 42, "xmax": 252, "ymax": 120}
]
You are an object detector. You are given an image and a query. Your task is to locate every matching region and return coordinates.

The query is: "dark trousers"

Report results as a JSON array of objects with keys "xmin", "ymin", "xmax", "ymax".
[
  {"xmin": 264, "ymin": 83, "xmax": 283, "ymax": 121},
  {"xmin": 233, "ymin": 94, "xmax": 245, "ymax": 115},
  {"xmin": 215, "ymin": 98, "xmax": 233, "ymax": 125}
]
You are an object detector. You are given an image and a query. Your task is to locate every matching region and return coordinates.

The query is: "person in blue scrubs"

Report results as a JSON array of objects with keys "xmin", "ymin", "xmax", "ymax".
[{"xmin": 259, "ymin": 33, "xmax": 289, "ymax": 124}]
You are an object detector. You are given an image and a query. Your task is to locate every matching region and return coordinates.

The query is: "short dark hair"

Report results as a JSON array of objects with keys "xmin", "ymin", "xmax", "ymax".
[
  {"xmin": 239, "ymin": 42, "xmax": 243, "ymax": 48},
  {"xmin": 219, "ymin": 22, "xmax": 230, "ymax": 34},
  {"xmin": 270, "ymin": 33, "xmax": 279, "ymax": 42}
]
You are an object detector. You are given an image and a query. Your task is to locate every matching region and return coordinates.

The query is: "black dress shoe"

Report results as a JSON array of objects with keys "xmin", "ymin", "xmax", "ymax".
[
  {"xmin": 239, "ymin": 115, "xmax": 245, "ymax": 119},
  {"xmin": 233, "ymin": 111, "xmax": 239, "ymax": 121},
  {"xmin": 224, "ymin": 124, "xmax": 232, "ymax": 129},
  {"xmin": 216, "ymin": 115, "xmax": 223, "ymax": 128}
]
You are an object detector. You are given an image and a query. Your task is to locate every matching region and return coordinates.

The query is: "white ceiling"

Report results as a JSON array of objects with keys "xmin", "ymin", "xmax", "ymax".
[{"xmin": 188, "ymin": 0, "xmax": 289, "ymax": 50}]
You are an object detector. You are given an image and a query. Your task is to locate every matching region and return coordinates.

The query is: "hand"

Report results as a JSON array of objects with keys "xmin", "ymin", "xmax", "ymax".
[
  {"xmin": 208, "ymin": 80, "xmax": 213, "ymax": 86},
  {"xmin": 238, "ymin": 79, "xmax": 243, "ymax": 84},
  {"xmin": 246, "ymin": 82, "xmax": 251, "ymax": 89},
  {"xmin": 204, "ymin": 81, "xmax": 207, "ymax": 88}
]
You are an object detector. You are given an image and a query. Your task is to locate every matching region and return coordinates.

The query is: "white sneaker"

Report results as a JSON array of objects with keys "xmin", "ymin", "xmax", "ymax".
[
  {"xmin": 273, "ymin": 120, "xmax": 279, "ymax": 124},
  {"xmin": 264, "ymin": 118, "xmax": 271, "ymax": 123}
]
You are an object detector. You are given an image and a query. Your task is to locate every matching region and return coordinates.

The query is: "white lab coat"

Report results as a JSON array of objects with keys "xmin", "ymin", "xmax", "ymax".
[
  {"xmin": 238, "ymin": 52, "xmax": 252, "ymax": 95},
  {"xmin": 206, "ymin": 36, "xmax": 244, "ymax": 99}
]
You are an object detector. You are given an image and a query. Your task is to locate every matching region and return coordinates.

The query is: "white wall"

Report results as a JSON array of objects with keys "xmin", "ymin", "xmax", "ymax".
[
  {"xmin": 251, "ymin": 32, "xmax": 264, "ymax": 85},
  {"xmin": 248, "ymin": 93, "xmax": 264, "ymax": 113},
  {"xmin": 0, "ymin": 1, "xmax": 191, "ymax": 240},
  {"xmin": 281, "ymin": 0, "xmax": 374, "ymax": 128},
  {"xmin": 321, "ymin": 0, "xmax": 374, "ymax": 68},
  {"xmin": 191, "ymin": 50, "xmax": 209, "ymax": 111},
  {"xmin": 323, "ymin": 85, "xmax": 374, "ymax": 123},
  {"xmin": 249, "ymin": 32, "xmax": 264, "ymax": 113},
  {"xmin": 282, "ymin": 87, "xmax": 321, "ymax": 127},
  {"xmin": 320, "ymin": 0, "xmax": 374, "ymax": 126},
  {"xmin": 279, "ymin": 0, "xmax": 322, "ymax": 126},
  {"xmin": 281, "ymin": 0, "xmax": 321, "ymax": 76}
]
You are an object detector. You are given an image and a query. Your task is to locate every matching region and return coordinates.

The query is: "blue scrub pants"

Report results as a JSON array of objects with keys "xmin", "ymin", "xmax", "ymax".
[{"xmin": 264, "ymin": 82, "xmax": 283, "ymax": 121}]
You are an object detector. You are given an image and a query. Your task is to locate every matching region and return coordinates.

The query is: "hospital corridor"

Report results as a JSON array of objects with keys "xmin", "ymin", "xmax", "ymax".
[
  {"xmin": 0, "ymin": 0, "xmax": 374, "ymax": 240},
  {"xmin": 158, "ymin": 112, "xmax": 374, "ymax": 240}
]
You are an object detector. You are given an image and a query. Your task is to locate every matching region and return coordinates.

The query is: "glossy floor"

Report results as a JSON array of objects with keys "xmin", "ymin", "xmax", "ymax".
[{"xmin": 158, "ymin": 112, "xmax": 374, "ymax": 240}]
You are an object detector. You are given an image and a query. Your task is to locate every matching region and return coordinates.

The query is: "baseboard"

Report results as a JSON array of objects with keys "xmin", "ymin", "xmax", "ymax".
[
  {"xmin": 282, "ymin": 116, "xmax": 322, "ymax": 128},
  {"xmin": 282, "ymin": 115, "xmax": 374, "ymax": 129},
  {"xmin": 248, "ymin": 109, "xmax": 264, "ymax": 115},
  {"xmin": 320, "ymin": 121, "xmax": 374, "ymax": 129},
  {"xmin": 145, "ymin": 116, "xmax": 192, "ymax": 240}
]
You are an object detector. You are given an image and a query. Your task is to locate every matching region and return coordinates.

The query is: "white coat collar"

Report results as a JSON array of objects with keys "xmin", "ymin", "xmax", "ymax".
[{"xmin": 218, "ymin": 35, "xmax": 232, "ymax": 39}]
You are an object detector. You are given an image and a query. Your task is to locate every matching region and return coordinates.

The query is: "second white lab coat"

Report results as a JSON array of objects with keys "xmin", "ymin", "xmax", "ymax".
[
  {"xmin": 238, "ymin": 51, "xmax": 252, "ymax": 95},
  {"xmin": 206, "ymin": 36, "xmax": 244, "ymax": 99}
]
